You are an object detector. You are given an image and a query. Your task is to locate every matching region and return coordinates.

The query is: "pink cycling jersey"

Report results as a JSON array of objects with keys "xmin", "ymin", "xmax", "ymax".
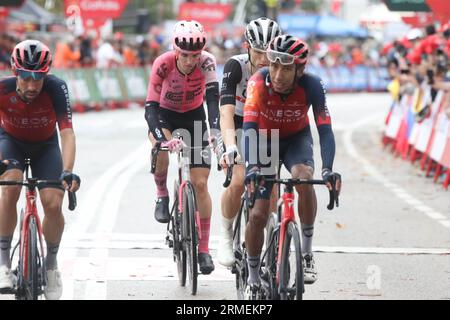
[{"xmin": 146, "ymin": 50, "xmax": 217, "ymax": 112}]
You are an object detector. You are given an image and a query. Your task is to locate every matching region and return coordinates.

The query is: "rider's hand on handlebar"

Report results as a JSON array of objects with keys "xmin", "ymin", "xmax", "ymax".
[
  {"xmin": 60, "ymin": 171, "xmax": 81, "ymax": 192},
  {"xmin": 244, "ymin": 166, "xmax": 264, "ymax": 195},
  {"xmin": 322, "ymin": 169, "xmax": 342, "ymax": 196},
  {"xmin": 220, "ymin": 144, "xmax": 240, "ymax": 169},
  {"xmin": 161, "ymin": 138, "xmax": 185, "ymax": 153}
]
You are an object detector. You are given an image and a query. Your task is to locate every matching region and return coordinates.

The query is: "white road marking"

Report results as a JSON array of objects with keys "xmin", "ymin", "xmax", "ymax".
[
  {"xmin": 59, "ymin": 233, "xmax": 450, "ymax": 255},
  {"xmin": 60, "ymin": 142, "xmax": 148, "ymax": 300},
  {"xmin": 83, "ymin": 143, "xmax": 148, "ymax": 300},
  {"xmin": 343, "ymin": 113, "xmax": 450, "ymax": 228}
]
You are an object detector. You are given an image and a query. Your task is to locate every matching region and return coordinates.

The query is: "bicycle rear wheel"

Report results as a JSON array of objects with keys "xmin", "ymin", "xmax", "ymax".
[
  {"xmin": 18, "ymin": 216, "xmax": 40, "ymax": 300},
  {"xmin": 172, "ymin": 182, "xmax": 186, "ymax": 287},
  {"xmin": 233, "ymin": 197, "xmax": 248, "ymax": 300},
  {"xmin": 279, "ymin": 221, "xmax": 303, "ymax": 300},
  {"xmin": 183, "ymin": 183, "xmax": 198, "ymax": 295}
]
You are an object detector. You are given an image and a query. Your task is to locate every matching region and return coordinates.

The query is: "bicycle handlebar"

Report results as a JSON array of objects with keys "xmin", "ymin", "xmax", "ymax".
[
  {"xmin": 0, "ymin": 180, "xmax": 77, "ymax": 211},
  {"xmin": 248, "ymin": 177, "xmax": 339, "ymax": 211},
  {"xmin": 223, "ymin": 164, "xmax": 233, "ymax": 188}
]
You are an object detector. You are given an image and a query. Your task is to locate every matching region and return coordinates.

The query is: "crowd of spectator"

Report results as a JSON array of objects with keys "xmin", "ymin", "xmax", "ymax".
[
  {"xmin": 383, "ymin": 22, "xmax": 450, "ymax": 120},
  {"xmin": 1, "ymin": 21, "xmax": 448, "ymax": 75},
  {"xmin": 0, "ymin": 31, "xmax": 163, "ymax": 70}
]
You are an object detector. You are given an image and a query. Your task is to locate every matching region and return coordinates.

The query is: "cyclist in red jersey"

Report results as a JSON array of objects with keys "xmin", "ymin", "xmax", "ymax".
[
  {"xmin": 242, "ymin": 35, "xmax": 342, "ymax": 296},
  {"xmin": 0, "ymin": 40, "xmax": 80, "ymax": 299},
  {"xmin": 145, "ymin": 21, "xmax": 219, "ymax": 274}
]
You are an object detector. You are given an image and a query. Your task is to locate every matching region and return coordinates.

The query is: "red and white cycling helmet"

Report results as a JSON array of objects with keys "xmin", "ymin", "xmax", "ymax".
[
  {"xmin": 11, "ymin": 39, "xmax": 52, "ymax": 74},
  {"xmin": 172, "ymin": 20, "xmax": 207, "ymax": 54}
]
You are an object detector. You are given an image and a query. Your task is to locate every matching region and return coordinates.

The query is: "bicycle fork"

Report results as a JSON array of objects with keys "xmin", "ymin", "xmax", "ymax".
[{"xmin": 20, "ymin": 190, "xmax": 45, "ymax": 280}]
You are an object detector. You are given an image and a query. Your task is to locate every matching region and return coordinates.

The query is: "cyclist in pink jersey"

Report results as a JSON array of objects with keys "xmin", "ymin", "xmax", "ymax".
[{"xmin": 144, "ymin": 20, "xmax": 219, "ymax": 274}]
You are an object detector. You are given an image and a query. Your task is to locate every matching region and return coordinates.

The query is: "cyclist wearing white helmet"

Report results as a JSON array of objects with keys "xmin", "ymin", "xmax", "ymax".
[{"xmin": 217, "ymin": 17, "xmax": 281, "ymax": 267}]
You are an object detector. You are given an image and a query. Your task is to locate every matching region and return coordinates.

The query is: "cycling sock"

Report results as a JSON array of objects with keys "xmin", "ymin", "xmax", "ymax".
[
  {"xmin": 154, "ymin": 171, "xmax": 169, "ymax": 198},
  {"xmin": 247, "ymin": 255, "xmax": 261, "ymax": 286},
  {"xmin": 0, "ymin": 235, "xmax": 13, "ymax": 268},
  {"xmin": 45, "ymin": 242, "xmax": 60, "ymax": 270},
  {"xmin": 198, "ymin": 218, "xmax": 211, "ymax": 254},
  {"xmin": 301, "ymin": 224, "xmax": 314, "ymax": 254},
  {"xmin": 220, "ymin": 216, "xmax": 234, "ymax": 239}
]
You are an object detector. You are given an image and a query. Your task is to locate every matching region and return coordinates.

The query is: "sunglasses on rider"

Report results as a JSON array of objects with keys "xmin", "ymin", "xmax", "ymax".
[
  {"xmin": 266, "ymin": 49, "xmax": 296, "ymax": 65},
  {"xmin": 17, "ymin": 69, "xmax": 46, "ymax": 81}
]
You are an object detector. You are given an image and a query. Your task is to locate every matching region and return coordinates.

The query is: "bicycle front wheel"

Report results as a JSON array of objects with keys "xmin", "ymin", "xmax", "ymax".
[
  {"xmin": 279, "ymin": 221, "xmax": 303, "ymax": 300},
  {"xmin": 233, "ymin": 197, "xmax": 248, "ymax": 300},
  {"xmin": 18, "ymin": 216, "xmax": 40, "ymax": 300},
  {"xmin": 172, "ymin": 181, "xmax": 186, "ymax": 287},
  {"xmin": 183, "ymin": 183, "xmax": 198, "ymax": 295}
]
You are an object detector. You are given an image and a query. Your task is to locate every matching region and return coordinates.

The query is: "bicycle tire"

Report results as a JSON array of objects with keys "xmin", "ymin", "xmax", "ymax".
[
  {"xmin": 19, "ymin": 216, "xmax": 40, "ymax": 300},
  {"xmin": 173, "ymin": 182, "xmax": 186, "ymax": 287},
  {"xmin": 279, "ymin": 221, "xmax": 303, "ymax": 300},
  {"xmin": 233, "ymin": 197, "xmax": 248, "ymax": 300},
  {"xmin": 264, "ymin": 212, "xmax": 279, "ymax": 300},
  {"xmin": 183, "ymin": 183, "xmax": 198, "ymax": 295}
]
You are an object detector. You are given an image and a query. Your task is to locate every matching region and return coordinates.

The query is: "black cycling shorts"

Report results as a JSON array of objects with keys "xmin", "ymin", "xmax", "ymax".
[
  {"xmin": 0, "ymin": 128, "xmax": 63, "ymax": 190},
  {"xmin": 244, "ymin": 126, "xmax": 314, "ymax": 200},
  {"xmin": 157, "ymin": 106, "xmax": 211, "ymax": 169}
]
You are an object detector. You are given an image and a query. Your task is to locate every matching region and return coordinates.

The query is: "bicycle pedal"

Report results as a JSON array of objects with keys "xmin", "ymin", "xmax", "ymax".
[{"xmin": 165, "ymin": 236, "xmax": 174, "ymax": 248}]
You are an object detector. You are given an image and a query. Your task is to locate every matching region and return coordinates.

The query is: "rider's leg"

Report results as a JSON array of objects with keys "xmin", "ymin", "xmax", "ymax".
[
  {"xmin": 190, "ymin": 167, "xmax": 215, "ymax": 274},
  {"xmin": 245, "ymin": 199, "xmax": 270, "ymax": 286},
  {"xmin": 0, "ymin": 169, "xmax": 22, "ymax": 269},
  {"xmin": 190, "ymin": 167, "xmax": 211, "ymax": 252},
  {"xmin": 149, "ymin": 129, "xmax": 173, "ymax": 223},
  {"xmin": 291, "ymin": 164, "xmax": 317, "ymax": 254},
  {"xmin": 40, "ymin": 188, "xmax": 65, "ymax": 270},
  {"xmin": 284, "ymin": 128, "xmax": 318, "ymax": 284},
  {"xmin": 0, "ymin": 137, "xmax": 25, "ymax": 270},
  {"xmin": 283, "ymin": 128, "xmax": 316, "ymax": 254},
  {"xmin": 149, "ymin": 129, "xmax": 173, "ymax": 195},
  {"xmin": 218, "ymin": 164, "xmax": 244, "ymax": 266}
]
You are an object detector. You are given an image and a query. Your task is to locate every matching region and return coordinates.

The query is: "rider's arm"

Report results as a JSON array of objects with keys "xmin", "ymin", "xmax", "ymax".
[
  {"xmin": 220, "ymin": 59, "xmax": 243, "ymax": 148},
  {"xmin": 243, "ymin": 78, "xmax": 261, "ymax": 169},
  {"xmin": 48, "ymin": 77, "xmax": 76, "ymax": 172},
  {"xmin": 59, "ymin": 128, "xmax": 76, "ymax": 172},
  {"xmin": 144, "ymin": 57, "xmax": 167, "ymax": 142},
  {"xmin": 144, "ymin": 101, "xmax": 167, "ymax": 142},
  {"xmin": 205, "ymin": 81, "xmax": 220, "ymax": 131},
  {"xmin": 309, "ymin": 76, "xmax": 336, "ymax": 172},
  {"xmin": 202, "ymin": 53, "xmax": 220, "ymax": 132}
]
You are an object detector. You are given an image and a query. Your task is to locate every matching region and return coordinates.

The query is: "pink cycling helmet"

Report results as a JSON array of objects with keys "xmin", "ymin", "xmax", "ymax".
[{"xmin": 172, "ymin": 20, "xmax": 207, "ymax": 53}]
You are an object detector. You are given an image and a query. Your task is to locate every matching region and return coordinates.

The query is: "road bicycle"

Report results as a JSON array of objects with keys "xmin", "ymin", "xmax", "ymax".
[
  {"xmin": 0, "ymin": 159, "xmax": 76, "ymax": 300},
  {"xmin": 233, "ymin": 164, "xmax": 339, "ymax": 300},
  {"xmin": 152, "ymin": 138, "xmax": 226, "ymax": 295}
]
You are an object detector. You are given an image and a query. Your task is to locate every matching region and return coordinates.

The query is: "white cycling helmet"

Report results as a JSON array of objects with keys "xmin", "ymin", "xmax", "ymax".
[{"xmin": 245, "ymin": 17, "xmax": 282, "ymax": 50}]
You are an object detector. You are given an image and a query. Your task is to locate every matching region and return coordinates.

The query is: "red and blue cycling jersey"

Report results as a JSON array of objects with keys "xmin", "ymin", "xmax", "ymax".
[
  {"xmin": 0, "ymin": 75, "xmax": 73, "ymax": 142},
  {"xmin": 243, "ymin": 68, "xmax": 335, "ymax": 170}
]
